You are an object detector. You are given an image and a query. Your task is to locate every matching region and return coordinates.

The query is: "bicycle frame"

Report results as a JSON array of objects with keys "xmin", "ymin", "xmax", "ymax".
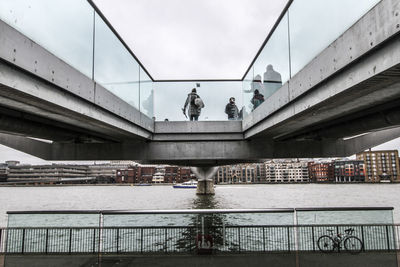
[{"xmin": 318, "ymin": 227, "xmax": 363, "ymax": 253}]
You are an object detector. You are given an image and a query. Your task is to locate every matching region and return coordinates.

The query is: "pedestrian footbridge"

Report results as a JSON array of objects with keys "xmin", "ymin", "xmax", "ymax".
[{"xmin": 0, "ymin": 0, "xmax": 400, "ymax": 188}]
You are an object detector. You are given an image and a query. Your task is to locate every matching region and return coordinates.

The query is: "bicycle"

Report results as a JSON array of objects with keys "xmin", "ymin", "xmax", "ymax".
[{"xmin": 317, "ymin": 228, "xmax": 363, "ymax": 254}]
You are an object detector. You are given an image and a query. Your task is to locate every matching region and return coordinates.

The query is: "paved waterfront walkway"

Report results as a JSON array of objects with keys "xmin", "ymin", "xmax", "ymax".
[{"xmin": 3, "ymin": 252, "xmax": 398, "ymax": 267}]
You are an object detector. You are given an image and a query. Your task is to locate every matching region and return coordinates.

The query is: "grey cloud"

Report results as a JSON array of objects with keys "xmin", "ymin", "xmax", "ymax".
[{"xmin": 93, "ymin": 0, "xmax": 289, "ymax": 79}]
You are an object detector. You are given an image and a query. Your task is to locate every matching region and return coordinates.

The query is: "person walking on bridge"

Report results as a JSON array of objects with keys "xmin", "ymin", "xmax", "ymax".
[
  {"xmin": 251, "ymin": 89, "xmax": 264, "ymax": 110},
  {"xmin": 225, "ymin": 97, "xmax": 239, "ymax": 120},
  {"xmin": 183, "ymin": 88, "xmax": 204, "ymax": 121}
]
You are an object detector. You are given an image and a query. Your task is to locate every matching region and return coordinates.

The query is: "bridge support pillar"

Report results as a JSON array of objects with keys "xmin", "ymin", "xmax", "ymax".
[
  {"xmin": 196, "ymin": 180, "xmax": 215, "ymax": 195},
  {"xmin": 190, "ymin": 167, "xmax": 218, "ymax": 195}
]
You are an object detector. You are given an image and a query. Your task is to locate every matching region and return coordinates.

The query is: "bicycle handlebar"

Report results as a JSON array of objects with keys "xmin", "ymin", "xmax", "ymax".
[
  {"xmin": 345, "ymin": 228, "xmax": 354, "ymax": 235},
  {"xmin": 326, "ymin": 228, "xmax": 354, "ymax": 235}
]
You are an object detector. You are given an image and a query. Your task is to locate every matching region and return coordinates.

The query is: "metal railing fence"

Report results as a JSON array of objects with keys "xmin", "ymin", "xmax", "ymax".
[{"xmin": 1, "ymin": 224, "xmax": 399, "ymax": 254}]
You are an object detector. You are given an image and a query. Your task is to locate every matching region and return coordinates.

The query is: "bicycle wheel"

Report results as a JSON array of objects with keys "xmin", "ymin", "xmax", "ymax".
[
  {"xmin": 317, "ymin": 235, "xmax": 335, "ymax": 252},
  {"xmin": 344, "ymin": 236, "xmax": 363, "ymax": 254}
]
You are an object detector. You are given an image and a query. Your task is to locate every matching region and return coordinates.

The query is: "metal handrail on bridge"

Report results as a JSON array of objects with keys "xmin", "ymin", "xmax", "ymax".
[{"xmin": 0, "ymin": 224, "xmax": 399, "ymax": 255}]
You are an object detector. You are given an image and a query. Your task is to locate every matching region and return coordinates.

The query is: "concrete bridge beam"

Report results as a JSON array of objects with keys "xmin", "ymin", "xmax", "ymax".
[{"xmin": 1, "ymin": 127, "xmax": 400, "ymax": 164}]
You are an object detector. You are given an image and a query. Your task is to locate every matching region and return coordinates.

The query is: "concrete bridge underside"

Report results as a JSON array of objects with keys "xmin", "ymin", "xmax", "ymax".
[{"xmin": 0, "ymin": 0, "xmax": 400, "ymax": 193}]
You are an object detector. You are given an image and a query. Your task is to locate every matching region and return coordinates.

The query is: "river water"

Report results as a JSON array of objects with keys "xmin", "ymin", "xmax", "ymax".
[{"xmin": 0, "ymin": 184, "xmax": 399, "ymax": 227}]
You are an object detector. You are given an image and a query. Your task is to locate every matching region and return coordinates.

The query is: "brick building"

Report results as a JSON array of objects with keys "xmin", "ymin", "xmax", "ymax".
[
  {"xmin": 356, "ymin": 150, "xmax": 400, "ymax": 182},
  {"xmin": 308, "ymin": 162, "xmax": 334, "ymax": 182},
  {"xmin": 116, "ymin": 165, "xmax": 194, "ymax": 184},
  {"xmin": 333, "ymin": 160, "xmax": 365, "ymax": 182}
]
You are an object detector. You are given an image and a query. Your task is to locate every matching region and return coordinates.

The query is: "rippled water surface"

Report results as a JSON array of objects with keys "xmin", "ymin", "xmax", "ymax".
[{"xmin": 0, "ymin": 183, "xmax": 399, "ymax": 226}]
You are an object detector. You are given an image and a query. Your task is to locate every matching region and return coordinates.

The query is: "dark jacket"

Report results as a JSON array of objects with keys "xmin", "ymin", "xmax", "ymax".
[
  {"xmin": 251, "ymin": 93, "xmax": 264, "ymax": 110},
  {"xmin": 184, "ymin": 92, "xmax": 202, "ymax": 117},
  {"xmin": 225, "ymin": 102, "xmax": 239, "ymax": 119}
]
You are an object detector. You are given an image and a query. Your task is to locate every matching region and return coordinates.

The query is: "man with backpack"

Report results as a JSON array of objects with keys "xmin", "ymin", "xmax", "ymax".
[
  {"xmin": 225, "ymin": 97, "xmax": 239, "ymax": 120},
  {"xmin": 251, "ymin": 89, "xmax": 264, "ymax": 110},
  {"xmin": 183, "ymin": 88, "xmax": 204, "ymax": 121}
]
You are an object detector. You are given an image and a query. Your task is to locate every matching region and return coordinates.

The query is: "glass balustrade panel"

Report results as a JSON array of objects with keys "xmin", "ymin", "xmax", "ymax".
[
  {"xmin": 0, "ymin": 0, "xmax": 94, "ymax": 78},
  {"xmin": 94, "ymin": 12, "xmax": 140, "ymax": 110},
  {"xmin": 244, "ymin": 12, "xmax": 290, "ymax": 117},
  {"xmin": 140, "ymin": 67, "xmax": 154, "ymax": 119},
  {"xmin": 154, "ymin": 81, "xmax": 243, "ymax": 121},
  {"xmin": 289, "ymin": 0, "xmax": 381, "ymax": 76}
]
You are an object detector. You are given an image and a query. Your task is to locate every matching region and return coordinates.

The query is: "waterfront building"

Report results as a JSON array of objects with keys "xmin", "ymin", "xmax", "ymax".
[
  {"xmin": 241, "ymin": 164, "xmax": 256, "ymax": 183},
  {"xmin": 216, "ymin": 166, "xmax": 232, "ymax": 184},
  {"xmin": 356, "ymin": 150, "xmax": 400, "ymax": 182},
  {"xmin": 333, "ymin": 160, "xmax": 365, "ymax": 182},
  {"xmin": 308, "ymin": 162, "xmax": 334, "ymax": 182},
  {"xmin": 152, "ymin": 166, "xmax": 166, "ymax": 183},
  {"xmin": 216, "ymin": 163, "xmax": 265, "ymax": 184},
  {"xmin": 164, "ymin": 166, "xmax": 178, "ymax": 183},
  {"xmin": 217, "ymin": 161, "xmax": 310, "ymax": 184},
  {"xmin": 88, "ymin": 162, "xmax": 134, "ymax": 183},
  {"xmin": 115, "ymin": 168, "xmax": 137, "ymax": 183},
  {"xmin": 3, "ymin": 161, "xmax": 136, "ymax": 184},
  {"xmin": 178, "ymin": 167, "xmax": 193, "ymax": 183},
  {"xmin": 255, "ymin": 164, "xmax": 265, "ymax": 183},
  {"xmin": 265, "ymin": 160, "xmax": 309, "ymax": 183},
  {"xmin": 162, "ymin": 166, "xmax": 193, "ymax": 184},
  {"xmin": 0, "ymin": 163, "xmax": 7, "ymax": 182},
  {"xmin": 7, "ymin": 164, "xmax": 93, "ymax": 184},
  {"xmin": 5, "ymin": 160, "xmax": 20, "ymax": 166},
  {"xmin": 138, "ymin": 166, "xmax": 157, "ymax": 184},
  {"xmin": 116, "ymin": 165, "xmax": 194, "ymax": 184}
]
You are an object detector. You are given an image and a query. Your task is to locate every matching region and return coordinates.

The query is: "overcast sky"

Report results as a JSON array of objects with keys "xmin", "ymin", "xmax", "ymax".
[{"xmin": 93, "ymin": 0, "xmax": 290, "ymax": 80}]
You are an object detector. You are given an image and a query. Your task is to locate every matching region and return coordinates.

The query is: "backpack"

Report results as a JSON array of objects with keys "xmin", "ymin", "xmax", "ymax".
[
  {"xmin": 194, "ymin": 97, "xmax": 204, "ymax": 108},
  {"xmin": 190, "ymin": 94, "xmax": 197, "ymax": 105}
]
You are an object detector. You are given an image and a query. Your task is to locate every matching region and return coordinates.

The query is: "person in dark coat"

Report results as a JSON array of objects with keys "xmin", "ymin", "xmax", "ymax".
[
  {"xmin": 225, "ymin": 97, "xmax": 239, "ymax": 120},
  {"xmin": 251, "ymin": 89, "xmax": 264, "ymax": 110},
  {"xmin": 183, "ymin": 88, "xmax": 204, "ymax": 121}
]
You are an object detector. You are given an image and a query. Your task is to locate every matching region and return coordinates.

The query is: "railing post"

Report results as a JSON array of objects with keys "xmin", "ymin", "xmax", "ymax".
[
  {"xmin": 0, "ymin": 228, "xmax": 2, "ymax": 253},
  {"xmin": 140, "ymin": 228, "xmax": 144, "ymax": 254},
  {"xmin": 287, "ymin": 227, "xmax": 290, "ymax": 252},
  {"xmin": 336, "ymin": 226, "xmax": 340, "ymax": 252},
  {"xmin": 116, "ymin": 228, "xmax": 120, "ymax": 254},
  {"xmin": 262, "ymin": 227, "xmax": 265, "ymax": 252},
  {"xmin": 361, "ymin": 226, "xmax": 365, "ymax": 251},
  {"xmin": 238, "ymin": 227, "xmax": 241, "ymax": 252},
  {"xmin": 92, "ymin": 228, "xmax": 96, "ymax": 254},
  {"xmin": 21, "ymin": 229, "xmax": 25, "ymax": 254},
  {"xmin": 45, "ymin": 229, "xmax": 49, "ymax": 254},
  {"xmin": 385, "ymin": 225, "xmax": 391, "ymax": 251},
  {"xmin": 164, "ymin": 228, "xmax": 167, "ymax": 253},
  {"xmin": 396, "ymin": 225, "xmax": 399, "ymax": 251},
  {"xmin": 312, "ymin": 226, "xmax": 315, "ymax": 252},
  {"xmin": 68, "ymin": 228, "xmax": 72, "ymax": 254},
  {"xmin": 223, "ymin": 222, "xmax": 226, "ymax": 251}
]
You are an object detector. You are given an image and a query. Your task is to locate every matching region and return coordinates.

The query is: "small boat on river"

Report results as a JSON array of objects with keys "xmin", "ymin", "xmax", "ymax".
[
  {"xmin": 136, "ymin": 183, "xmax": 152, "ymax": 186},
  {"xmin": 173, "ymin": 180, "xmax": 197, "ymax": 189}
]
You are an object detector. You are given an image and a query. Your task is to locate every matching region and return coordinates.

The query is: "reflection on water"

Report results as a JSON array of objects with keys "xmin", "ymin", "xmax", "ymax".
[
  {"xmin": 192, "ymin": 194, "xmax": 220, "ymax": 209},
  {"xmin": 185, "ymin": 195, "xmax": 227, "ymax": 251}
]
